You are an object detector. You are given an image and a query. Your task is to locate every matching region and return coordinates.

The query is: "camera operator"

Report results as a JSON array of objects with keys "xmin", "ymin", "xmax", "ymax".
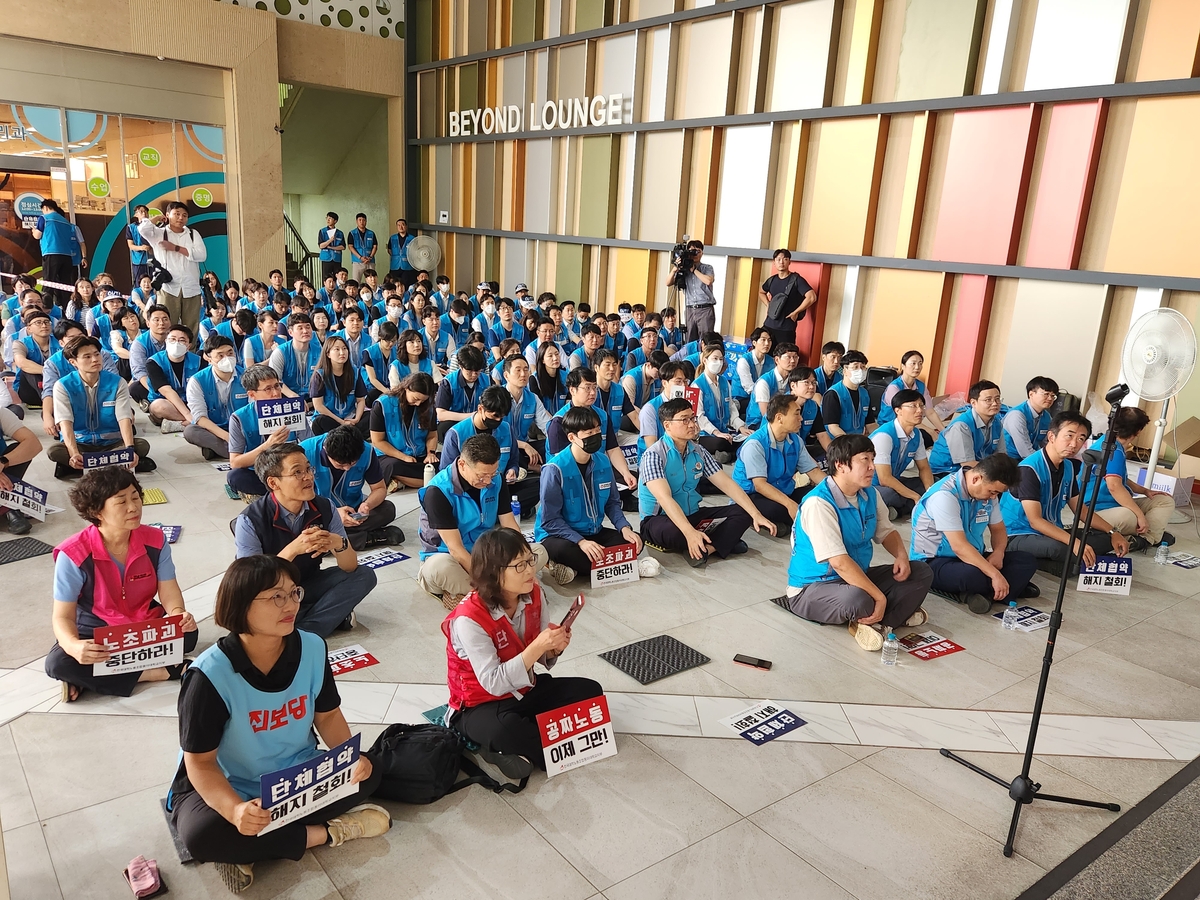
[{"xmin": 665, "ymin": 240, "xmax": 716, "ymax": 343}]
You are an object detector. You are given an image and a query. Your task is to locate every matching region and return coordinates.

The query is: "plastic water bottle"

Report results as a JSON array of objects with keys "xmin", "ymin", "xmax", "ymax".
[
  {"xmin": 1002, "ymin": 601, "xmax": 1020, "ymax": 630},
  {"xmin": 511, "ymin": 498, "xmax": 521, "ymax": 521},
  {"xmin": 423, "ymin": 462, "xmax": 435, "ymax": 486},
  {"xmin": 1155, "ymin": 541, "xmax": 1170, "ymax": 565},
  {"xmin": 881, "ymin": 632, "xmax": 899, "ymax": 666}
]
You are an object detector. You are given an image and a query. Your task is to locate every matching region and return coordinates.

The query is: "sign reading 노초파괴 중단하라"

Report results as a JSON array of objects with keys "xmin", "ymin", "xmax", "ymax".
[
  {"xmin": 449, "ymin": 94, "xmax": 629, "ymax": 137},
  {"xmin": 93, "ymin": 615, "xmax": 185, "ymax": 676}
]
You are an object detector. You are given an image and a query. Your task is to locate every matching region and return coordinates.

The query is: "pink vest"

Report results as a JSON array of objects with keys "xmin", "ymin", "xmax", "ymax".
[
  {"xmin": 53, "ymin": 525, "xmax": 165, "ymax": 626},
  {"xmin": 442, "ymin": 587, "xmax": 542, "ymax": 710}
]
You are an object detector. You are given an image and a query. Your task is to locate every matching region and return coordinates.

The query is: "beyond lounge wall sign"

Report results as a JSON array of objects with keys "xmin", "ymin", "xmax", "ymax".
[{"xmin": 448, "ymin": 93, "xmax": 629, "ymax": 136}]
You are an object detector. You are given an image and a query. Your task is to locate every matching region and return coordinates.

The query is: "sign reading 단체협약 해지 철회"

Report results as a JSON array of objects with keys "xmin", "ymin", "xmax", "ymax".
[{"xmin": 449, "ymin": 94, "xmax": 629, "ymax": 136}]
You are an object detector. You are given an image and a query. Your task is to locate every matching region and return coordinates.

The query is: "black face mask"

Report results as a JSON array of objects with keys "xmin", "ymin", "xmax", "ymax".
[
  {"xmin": 579, "ymin": 434, "xmax": 603, "ymax": 455},
  {"xmin": 479, "ymin": 417, "xmax": 499, "ymax": 432}
]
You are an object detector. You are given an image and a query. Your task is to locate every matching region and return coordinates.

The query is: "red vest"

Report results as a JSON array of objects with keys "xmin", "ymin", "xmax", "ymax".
[
  {"xmin": 53, "ymin": 524, "xmax": 165, "ymax": 627},
  {"xmin": 442, "ymin": 586, "xmax": 543, "ymax": 710}
]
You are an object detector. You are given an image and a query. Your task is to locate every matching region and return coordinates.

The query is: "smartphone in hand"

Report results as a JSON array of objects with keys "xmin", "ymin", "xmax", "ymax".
[{"xmin": 561, "ymin": 594, "xmax": 585, "ymax": 630}]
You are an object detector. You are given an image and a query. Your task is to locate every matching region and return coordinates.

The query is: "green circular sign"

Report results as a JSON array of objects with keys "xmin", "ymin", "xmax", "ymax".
[
  {"xmin": 147, "ymin": 207, "xmax": 163, "ymax": 218},
  {"xmin": 139, "ymin": 146, "xmax": 161, "ymax": 168},
  {"xmin": 192, "ymin": 188, "xmax": 214, "ymax": 209},
  {"xmin": 86, "ymin": 177, "xmax": 110, "ymax": 198}
]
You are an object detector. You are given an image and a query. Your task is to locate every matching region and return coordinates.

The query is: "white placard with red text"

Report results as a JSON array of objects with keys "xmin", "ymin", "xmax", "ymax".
[
  {"xmin": 92, "ymin": 615, "xmax": 184, "ymax": 675},
  {"xmin": 590, "ymin": 541, "xmax": 640, "ymax": 589},
  {"xmin": 535, "ymin": 696, "xmax": 617, "ymax": 777},
  {"xmin": 327, "ymin": 644, "xmax": 380, "ymax": 675}
]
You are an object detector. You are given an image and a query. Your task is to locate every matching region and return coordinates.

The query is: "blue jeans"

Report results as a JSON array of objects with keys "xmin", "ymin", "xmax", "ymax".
[{"xmin": 297, "ymin": 564, "xmax": 377, "ymax": 637}]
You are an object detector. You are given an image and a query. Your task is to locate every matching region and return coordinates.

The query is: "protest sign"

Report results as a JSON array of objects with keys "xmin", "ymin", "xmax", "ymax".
[
  {"xmin": 259, "ymin": 735, "xmax": 361, "ymax": 836},
  {"xmin": 0, "ymin": 480, "xmax": 47, "ymax": 521},
  {"xmin": 327, "ymin": 644, "xmax": 380, "ymax": 675},
  {"xmin": 1077, "ymin": 555, "xmax": 1132, "ymax": 596},
  {"xmin": 535, "ymin": 697, "xmax": 617, "ymax": 777},
  {"xmin": 93, "ymin": 615, "xmax": 184, "ymax": 676},
  {"xmin": 83, "ymin": 447, "xmax": 135, "ymax": 470},
  {"xmin": 255, "ymin": 397, "xmax": 306, "ymax": 433},
  {"xmin": 591, "ymin": 542, "xmax": 639, "ymax": 589},
  {"xmin": 720, "ymin": 701, "xmax": 807, "ymax": 745}
]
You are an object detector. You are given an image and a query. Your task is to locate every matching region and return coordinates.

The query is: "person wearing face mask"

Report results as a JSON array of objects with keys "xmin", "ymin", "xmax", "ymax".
[
  {"xmin": 1000, "ymin": 412, "xmax": 1129, "ymax": 578},
  {"xmin": 733, "ymin": 393, "xmax": 825, "ymax": 529},
  {"xmin": 877, "ymin": 350, "xmax": 943, "ymax": 439},
  {"xmin": 535, "ymin": 405, "xmax": 643, "ymax": 580},
  {"xmin": 472, "ymin": 289, "xmax": 499, "ymax": 337},
  {"xmin": 440, "ymin": 386, "xmax": 519, "ymax": 483},
  {"xmin": 371, "ymin": 295, "xmax": 406, "ymax": 342},
  {"xmin": 694, "ymin": 345, "xmax": 752, "ymax": 465},
  {"xmin": 147, "ymin": 324, "xmax": 203, "ymax": 434},
  {"xmin": 821, "ymin": 349, "xmax": 872, "ymax": 448},
  {"xmin": 638, "ymin": 361, "xmax": 693, "ymax": 456},
  {"xmin": 547, "ymin": 366, "xmax": 639, "ymax": 494},
  {"xmin": 417, "ymin": 436, "xmax": 564, "ymax": 610},
  {"xmin": 929, "ymin": 380, "xmax": 1004, "ymax": 474},
  {"xmin": 441, "ymin": 299, "xmax": 473, "ymax": 351},
  {"xmin": 185, "ymin": 336, "xmax": 249, "ymax": 460}
]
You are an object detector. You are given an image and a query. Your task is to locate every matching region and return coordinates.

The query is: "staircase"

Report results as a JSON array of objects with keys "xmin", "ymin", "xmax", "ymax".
[{"xmin": 284, "ymin": 213, "xmax": 318, "ymax": 285}]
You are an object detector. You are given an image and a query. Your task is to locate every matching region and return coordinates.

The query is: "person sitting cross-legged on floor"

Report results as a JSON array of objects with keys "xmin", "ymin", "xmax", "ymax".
[
  {"xmin": 442, "ymin": 527, "xmax": 605, "ymax": 779},
  {"xmin": 233, "ymin": 443, "xmax": 376, "ymax": 636},
  {"xmin": 417, "ymin": 434, "xmax": 567, "ymax": 609},
  {"xmin": 45, "ymin": 466, "xmax": 199, "ymax": 700},
  {"xmin": 1000, "ymin": 411, "xmax": 1129, "ymax": 577},
  {"xmin": 910, "ymin": 453, "xmax": 1039, "ymax": 614},
  {"xmin": 226, "ymin": 365, "xmax": 314, "ymax": 500},
  {"xmin": 47, "ymin": 337, "xmax": 154, "ymax": 478},
  {"xmin": 871, "ymin": 389, "xmax": 935, "ymax": 520},
  {"xmin": 0, "ymin": 404, "xmax": 41, "ymax": 535},
  {"xmin": 782, "ymin": 434, "xmax": 934, "ymax": 651},
  {"xmin": 731, "ymin": 393, "xmax": 824, "ymax": 530},
  {"xmin": 638, "ymin": 397, "xmax": 776, "ymax": 566},
  {"xmin": 184, "ymin": 335, "xmax": 248, "ymax": 460},
  {"xmin": 300, "ymin": 426, "xmax": 402, "ymax": 551},
  {"xmin": 534, "ymin": 406, "xmax": 643, "ymax": 579},
  {"xmin": 146, "ymin": 323, "xmax": 202, "ymax": 434},
  {"xmin": 167, "ymin": 555, "xmax": 389, "ymax": 896}
]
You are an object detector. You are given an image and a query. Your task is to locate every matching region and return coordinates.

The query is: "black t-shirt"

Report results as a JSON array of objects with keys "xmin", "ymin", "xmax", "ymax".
[
  {"xmin": 435, "ymin": 377, "xmax": 480, "ymax": 412},
  {"xmin": 1014, "ymin": 451, "xmax": 1079, "ymax": 504},
  {"xmin": 761, "ymin": 273, "xmax": 813, "ymax": 328},
  {"xmin": 170, "ymin": 632, "xmax": 340, "ymax": 798},
  {"xmin": 423, "ymin": 479, "xmax": 513, "ymax": 530},
  {"xmin": 821, "ymin": 386, "xmax": 875, "ymax": 431},
  {"xmin": 146, "ymin": 357, "xmax": 193, "ymax": 393}
]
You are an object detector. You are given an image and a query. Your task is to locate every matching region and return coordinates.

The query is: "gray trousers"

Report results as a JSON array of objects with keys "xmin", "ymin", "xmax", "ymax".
[
  {"xmin": 182, "ymin": 424, "xmax": 229, "ymax": 458},
  {"xmin": 785, "ymin": 561, "xmax": 934, "ymax": 628},
  {"xmin": 1006, "ymin": 531, "xmax": 1113, "ymax": 574},
  {"xmin": 684, "ymin": 304, "xmax": 716, "ymax": 343},
  {"xmin": 878, "ymin": 476, "xmax": 926, "ymax": 518}
]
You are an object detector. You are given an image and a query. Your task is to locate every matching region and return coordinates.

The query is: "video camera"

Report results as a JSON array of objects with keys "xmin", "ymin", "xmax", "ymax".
[{"xmin": 671, "ymin": 235, "xmax": 694, "ymax": 290}]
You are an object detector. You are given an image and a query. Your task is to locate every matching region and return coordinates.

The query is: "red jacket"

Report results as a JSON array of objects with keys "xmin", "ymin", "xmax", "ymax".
[
  {"xmin": 54, "ymin": 524, "xmax": 165, "ymax": 629},
  {"xmin": 442, "ymin": 586, "xmax": 542, "ymax": 710}
]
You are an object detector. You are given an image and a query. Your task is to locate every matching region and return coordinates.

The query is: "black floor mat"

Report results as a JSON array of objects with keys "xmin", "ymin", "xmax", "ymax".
[
  {"xmin": 0, "ymin": 537, "xmax": 54, "ymax": 565},
  {"xmin": 159, "ymin": 798, "xmax": 193, "ymax": 864},
  {"xmin": 599, "ymin": 635, "xmax": 710, "ymax": 685}
]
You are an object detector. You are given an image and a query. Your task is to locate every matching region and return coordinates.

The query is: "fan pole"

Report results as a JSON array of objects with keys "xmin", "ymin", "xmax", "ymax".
[{"xmin": 1144, "ymin": 396, "xmax": 1169, "ymax": 487}]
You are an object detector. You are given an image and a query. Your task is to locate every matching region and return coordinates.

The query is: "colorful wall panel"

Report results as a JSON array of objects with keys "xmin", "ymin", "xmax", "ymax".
[
  {"xmin": 891, "ymin": 0, "xmax": 986, "ymax": 102},
  {"xmin": 801, "ymin": 116, "xmax": 886, "ymax": 256},
  {"xmin": 714, "ymin": 125, "xmax": 773, "ymax": 250},
  {"xmin": 856, "ymin": 268, "xmax": 950, "ymax": 385},
  {"xmin": 1023, "ymin": 0, "xmax": 1133, "ymax": 91},
  {"xmin": 1133, "ymin": 0, "xmax": 1200, "ymax": 82}
]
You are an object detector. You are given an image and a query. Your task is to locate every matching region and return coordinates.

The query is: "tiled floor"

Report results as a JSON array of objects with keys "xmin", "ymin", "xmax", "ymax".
[{"xmin": 1, "ymin": 420, "xmax": 1199, "ymax": 899}]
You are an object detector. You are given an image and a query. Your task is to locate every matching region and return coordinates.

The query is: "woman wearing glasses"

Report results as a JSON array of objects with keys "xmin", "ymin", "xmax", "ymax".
[
  {"xmin": 168, "ymin": 555, "xmax": 390, "ymax": 894},
  {"xmin": 46, "ymin": 466, "xmax": 198, "ymax": 701},
  {"xmin": 442, "ymin": 527, "xmax": 603, "ymax": 779}
]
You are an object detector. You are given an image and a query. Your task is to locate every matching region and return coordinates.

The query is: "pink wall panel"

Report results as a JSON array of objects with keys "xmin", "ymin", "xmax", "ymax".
[
  {"xmin": 1024, "ymin": 100, "xmax": 1107, "ymax": 270},
  {"xmin": 930, "ymin": 105, "xmax": 1040, "ymax": 266},
  {"xmin": 944, "ymin": 274, "xmax": 994, "ymax": 395},
  {"xmin": 790, "ymin": 261, "xmax": 830, "ymax": 365}
]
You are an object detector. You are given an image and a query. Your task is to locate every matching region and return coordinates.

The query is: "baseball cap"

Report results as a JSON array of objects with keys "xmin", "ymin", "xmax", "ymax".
[
  {"xmin": 514, "ymin": 283, "xmax": 528, "ymax": 292},
  {"xmin": 477, "ymin": 281, "xmax": 490, "ymax": 292}
]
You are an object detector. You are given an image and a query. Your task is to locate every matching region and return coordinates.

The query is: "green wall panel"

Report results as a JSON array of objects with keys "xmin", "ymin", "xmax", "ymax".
[
  {"xmin": 556, "ymin": 242, "xmax": 586, "ymax": 301},
  {"xmin": 511, "ymin": 0, "xmax": 544, "ymax": 44},
  {"xmin": 413, "ymin": 0, "xmax": 435, "ymax": 64},
  {"xmin": 578, "ymin": 135, "xmax": 618, "ymax": 238}
]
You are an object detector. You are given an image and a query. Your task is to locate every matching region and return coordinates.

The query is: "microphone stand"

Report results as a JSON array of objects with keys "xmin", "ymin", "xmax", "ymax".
[{"xmin": 938, "ymin": 384, "xmax": 1130, "ymax": 857}]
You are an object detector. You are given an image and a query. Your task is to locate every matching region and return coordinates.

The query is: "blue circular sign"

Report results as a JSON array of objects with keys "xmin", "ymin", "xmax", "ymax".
[{"xmin": 15, "ymin": 192, "xmax": 43, "ymax": 224}]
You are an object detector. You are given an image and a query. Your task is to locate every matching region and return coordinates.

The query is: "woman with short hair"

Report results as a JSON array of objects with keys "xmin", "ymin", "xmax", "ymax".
[
  {"xmin": 168, "ymin": 554, "xmax": 389, "ymax": 894},
  {"xmin": 45, "ymin": 466, "xmax": 198, "ymax": 700},
  {"xmin": 443, "ymin": 527, "xmax": 603, "ymax": 777}
]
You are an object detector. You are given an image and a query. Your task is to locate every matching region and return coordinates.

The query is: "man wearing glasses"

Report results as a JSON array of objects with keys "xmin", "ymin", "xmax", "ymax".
[
  {"xmin": 1003, "ymin": 376, "xmax": 1059, "ymax": 459},
  {"xmin": 872, "ymin": 390, "xmax": 936, "ymax": 520},
  {"xmin": 638, "ymin": 397, "xmax": 776, "ymax": 567},
  {"xmin": 417, "ymin": 435, "xmax": 568, "ymax": 609},
  {"xmin": 233, "ymin": 444, "xmax": 376, "ymax": 635},
  {"xmin": 929, "ymin": 380, "xmax": 1004, "ymax": 474}
]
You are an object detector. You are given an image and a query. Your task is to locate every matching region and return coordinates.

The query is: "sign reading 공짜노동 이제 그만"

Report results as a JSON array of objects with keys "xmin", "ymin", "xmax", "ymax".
[
  {"xmin": 259, "ymin": 735, "xmax": 361, "ymax": 836},
  {"xmin": 255, "ymin": 398, "xmax": 306, "ymax": 433},
  {"xmin": 536, "ymin": 697, "xmax": 617, "ymax": 777},
  {"xmin": 591, "ymin": 541, "xmax": 639, "ymax": 588},
  {"xmin": 93, "ymin": 615, "xmax": 184, "ymax": 676}
]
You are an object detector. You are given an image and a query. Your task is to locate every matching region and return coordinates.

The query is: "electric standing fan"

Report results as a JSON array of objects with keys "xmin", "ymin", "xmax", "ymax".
[
  {"xmin": 405, "ymin": 234, "xmax": 442, "ymax": 272},
  {"xmin": 1120, "ymin": 308, "xmax": 1197, "ymax": 495}
]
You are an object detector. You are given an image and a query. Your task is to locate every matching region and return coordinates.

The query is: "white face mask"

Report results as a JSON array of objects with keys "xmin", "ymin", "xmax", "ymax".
[
  {"xmin": 166, "ymin": 341, "xmax": 188, "ymax": 361},
  {"xmin": 705, "ymin": 358, "xmax": 723, "ymax": 375},
  {"xmin": 483, "ymin": 303, "xmax": 495, "ymax": 315},
  {"xmin": 451, "ymin": 313, "xmax": 464, "ymax": 324},
  {"xmin": 387, "ymin": 307, "xmax": 402, "ymax": 319},
  {"xmin": 847, "ymin": 368, "xmax": 867, "ymax": 385},
  {"xmin": 215, "ymin": 356, "xmax": 237, "ymax": 374}
]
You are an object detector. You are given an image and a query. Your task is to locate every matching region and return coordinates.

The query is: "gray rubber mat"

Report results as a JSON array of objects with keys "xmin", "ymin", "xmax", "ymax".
[
  {"xmin": 599, "ymin": 635, "xmax": 710, "ymax": 685},
  {"xmin": 0, "ymin": 537, "xmax": 54, "ymax": 565}
]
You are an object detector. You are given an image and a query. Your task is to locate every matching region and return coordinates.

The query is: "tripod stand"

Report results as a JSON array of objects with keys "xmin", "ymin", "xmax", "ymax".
[{"xmin": 940, "ymin": 384, "xmax": 1129, "ymax": 857}]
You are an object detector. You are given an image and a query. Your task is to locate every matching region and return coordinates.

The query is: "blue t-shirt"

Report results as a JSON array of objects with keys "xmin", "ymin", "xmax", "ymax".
[{"xmin": 53, "ymin": 541, "xmax": 177, "ymax": 602}]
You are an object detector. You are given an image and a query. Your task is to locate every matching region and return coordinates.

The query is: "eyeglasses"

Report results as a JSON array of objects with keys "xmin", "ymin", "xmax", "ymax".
[
  {"xmin": 899, "ymin": 403, "xmax": 926, "ymax": 412},
  {"xmin": 505, "ymin": 555, "xmax": 538, "ymax": 574},
  {"xmin": 256, "ymin": 586, "xmax": 305, "ymax": 608},
  {"xmin": 280, "ymin": 466, "xmax": 316, "ymax": 478},
  {"xmin": 669, "ymin": 415, "xmax": 699, "ymax": 425}
]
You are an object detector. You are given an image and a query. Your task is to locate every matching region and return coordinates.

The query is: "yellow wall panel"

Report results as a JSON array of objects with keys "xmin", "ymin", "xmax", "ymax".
[
  {"xmin": 799, "ymin": 116, "xmax": 887, "ymax": 256},
  {"xmin": 613, "ymin": 248, "xmax": 653, "ymax": 310},
  {"xmin": 1132, "ymin": 0, "xmax": 1200, "ymax": 81},
  {"xmin": 675, "ymin": 16, "xmax": 733, "ymax": 120},
  {"xmin": 856, "ymin": 268, "xmax": 949, "ymax": 370},
  {"xmin": 1105, "ymin": 95, "xmax": 1200, "ymax": 278},
  {"xmin": 838, "ymin": 0, "xmax": 883, "ymax": 105}
]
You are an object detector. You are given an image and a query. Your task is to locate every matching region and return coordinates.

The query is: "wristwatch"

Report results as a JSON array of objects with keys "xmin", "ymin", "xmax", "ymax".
[
  {"xmin": 0, "ymin": 455, "xmax": 8, "ymax": 468},
  {"xmin": 338, "ymin": 536, "xmax": 350, "ymax": 552}
]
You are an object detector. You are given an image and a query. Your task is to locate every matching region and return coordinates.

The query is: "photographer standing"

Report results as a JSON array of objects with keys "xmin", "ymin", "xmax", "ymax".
[{"xmin": 665, "ymin": 240, "xmax": 716, "ymax": 343}]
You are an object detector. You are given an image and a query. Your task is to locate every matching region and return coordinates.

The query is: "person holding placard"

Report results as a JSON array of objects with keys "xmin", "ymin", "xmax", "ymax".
[
  {"xmin": 234, "ymin": 444, "xmax": 375, "ymax": 635},
  {"xmin": 535, "ymin": 406, "xmax": 642, "ymax": 579},
  {"xmin": 0, "ymin": 405, "xmax": 41, "ymax": 534},
  {"xmin": 732, "ymin": 393, "xmax": 824, "ymax": 529},
  {"xmin": 227, "ymin": 366, "xmax": 315, "ymax": 500},
  {"xmin": 782, "ymin": 434, "xmax": 933, "ymax": 651},
  {"xmin": 47, "ymin": 337, "xmax": 154, "ymax": 478},
  {"xmin": 168, "ymin": 555, "xmax": 388, "ymax": 894},
  {"xmin": 45, "ymin": 467, "xmax": 198, "ymax": 700},
  {"xmin": 443, "ymin": 527, "xmax": 604, "ymax": 777}
]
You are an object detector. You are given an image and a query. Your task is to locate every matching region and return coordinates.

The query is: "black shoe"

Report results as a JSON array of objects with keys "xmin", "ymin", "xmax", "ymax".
[
  {"xmin": 363, "ymin": 529, "xmax": 390, "ymax": 549},
  {"xmin": 383, "ymin": 525, "xmax": 405, "ymax": 546},
  {"xmin": 687, "ymin": 550, "xmax": 709, "ymax": 568},
  {"xmin": 1161, "ymin": 531, "xmax": 1176, "ymax": 547},
  {"xmin": 148, "ymin": 413, "xmax": 162, "ymax": 427},
  {"xmin": 336, "ymin": 612, "xmax": 357, "ymax": 631},
  {"xmin": 135, "ymin": 456, "xmax": 157, "ymax": 473},
  {"xmin": 479, "ymin": 748, "xmax": 533, "ymax": 780},
  {"xmin": 1127, "ymin": 534, "xmax": 1151, "ymax": 554},
  {"xmin": 966, "ymin": 593, "xmax": 992, "ymax": 615},
  {"xmin": 200, "ymin": 446, "xmax": 217, "ymax": 461},
  {"xmin": 4, "ymin": 509, "xmax": 30, "ymax": 536},
  {"xmin": 53, "ymin": 461, "xmax": 74, "ymax": 480},
  {"xmin": 730, "ymin": 540, "xmax": 749, "ymax": 554},
  {"xmin": 1020, "ymin": 582, "xmax": 1040, "ymax": 599}
]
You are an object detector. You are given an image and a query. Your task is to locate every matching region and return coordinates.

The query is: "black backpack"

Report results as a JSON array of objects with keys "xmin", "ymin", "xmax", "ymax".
[{"xmin": 368, "ymin": 723, "xmax": 527, "ymax": 803}]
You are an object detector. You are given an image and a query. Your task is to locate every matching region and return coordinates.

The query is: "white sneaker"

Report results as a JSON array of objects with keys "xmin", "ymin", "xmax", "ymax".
[
  {"xmin": 545, "ymin": 561, "xmax": 576, "ymax": 585},
  {"xmin": 905, "ymin": 608, "xmax": 928, "ymax": 627},
  {"xmin": 848, "ymin": 621, "xmax": 883, "ymax": 651},
  {"xmin": 214, "ymin": 862, "xmax": 254, "ymax": 893},
  {"xmin": 326, "ymin": 803, "xmax": 392, "ymax": 847},
  {"xmin": 160, "ymin": 418, "xmax": 184, "ymax": 434}
]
